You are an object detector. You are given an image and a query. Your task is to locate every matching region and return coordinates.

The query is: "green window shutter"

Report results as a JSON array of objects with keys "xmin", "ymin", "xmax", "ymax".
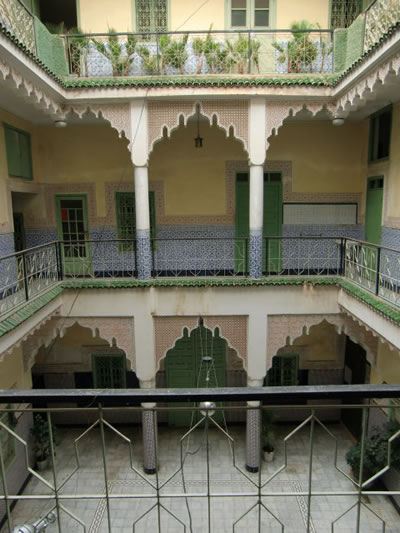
[
  {"xmin": 92, "ymin": 354, "xmax": 127, "ymax": 388},
  {"xmin": 3, "ymin": 124, "xmax": 33, "ymax": 180},
  {"xmin": 115, "ymin": 191, "xmax": 156, "ymax": 251},
  {"xmin": 267, "ymin": 355, "xmax": 298, "ymax": 386}
]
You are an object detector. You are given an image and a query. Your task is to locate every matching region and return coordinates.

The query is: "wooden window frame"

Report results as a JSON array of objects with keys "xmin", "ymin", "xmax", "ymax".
[
  {"xmin": 266, "ymin": 354, "xmax": 299, "ymax": 387},
  {"xmin": 368, "ymin": 105, "xmax": 392, "ymax": 163},
  {"xmin": 115, "ymin": 191, "xmax": 156, "ymax": 252},
  {"xmin": 92, "ymin": 353, "xmax": 127, "ymax": 388},
  {"xmin": 228, "ymin": 0, "xmax": 273, "ymax": 30},
  {"xmin": 3, "ymin": 123, "xmax": 33, "ymax": 180}
]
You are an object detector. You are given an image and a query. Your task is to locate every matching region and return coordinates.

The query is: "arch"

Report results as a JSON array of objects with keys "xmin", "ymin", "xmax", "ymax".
[
  {"xmin": 154, "ymin": 315, "xmax": 247, "ymax": 371},
  {"xmin": 66, "ymin": 104, "xmax": 132, "ymax": 142},
  {"xmin": 147, "ymin": 100, "xmax": 249, "ymax": 157},
  {"xmin": 21, "ymin": 316, "xmax": 135, "ymax": 372}
]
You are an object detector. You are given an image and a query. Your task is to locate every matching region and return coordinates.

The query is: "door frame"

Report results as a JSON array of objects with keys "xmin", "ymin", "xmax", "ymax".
[{"xmin": 55, "ymin": 194, "xmax": 91, "ymax": 276}]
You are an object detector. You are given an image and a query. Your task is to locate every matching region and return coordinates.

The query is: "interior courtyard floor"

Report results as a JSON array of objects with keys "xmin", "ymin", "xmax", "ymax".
[{"xmin": 2, "ymin": 418, "xmax": 400, "ymax": 533}]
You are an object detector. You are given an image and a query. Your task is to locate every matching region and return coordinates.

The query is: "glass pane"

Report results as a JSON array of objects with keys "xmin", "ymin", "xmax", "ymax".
[
  {"xmin": 232, "ymin": 0, "xmax": 246, "ymax": 7},
  {"xmin": 254, "ymin": 10, "xmax": 269, "ymax": 26},
  {"xmin": 255, "ymin": 0, "xmax": 268, "ymax": 7},
  {"xmin": 232, "ymin": 10, "xmax": 246, "ymax": 26},
  {"xmin": 270, "ymin": 173, "xmax": 281, "ymax": 182}
]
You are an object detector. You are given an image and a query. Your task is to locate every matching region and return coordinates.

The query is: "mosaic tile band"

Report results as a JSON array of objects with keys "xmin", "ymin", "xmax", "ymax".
[
  {"xmin": 250, "ymin": 230, "xmax": 263, "ymax": 279},
  {"xmin": 137, "ymin": 228, "xmax": 152, "ymax": 280}
]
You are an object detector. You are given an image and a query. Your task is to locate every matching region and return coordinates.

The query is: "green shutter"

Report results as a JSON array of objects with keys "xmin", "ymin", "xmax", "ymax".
[
  {"xmin": 267, "ymin": 355, "xmax": 298, "ymax": 386},
  {"xmin": 92, "ymin": 354, "xmax": 127, "ymax": 388},
  {"xmin": 115, "ymin": 191, "xmax": 156, "ymax": 251},
  {"xmin": 3, "ymin": 124, "xmax": 33, "ymax": 180}
]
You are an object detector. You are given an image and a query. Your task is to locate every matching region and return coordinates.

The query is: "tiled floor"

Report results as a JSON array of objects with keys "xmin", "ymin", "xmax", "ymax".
[{"xmin": 2, "ymin": 420, "xmax": 400, "ymax": 532}]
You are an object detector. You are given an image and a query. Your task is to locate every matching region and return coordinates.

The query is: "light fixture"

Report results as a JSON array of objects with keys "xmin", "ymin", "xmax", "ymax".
[
  {"xmin": 332, "ymin": 116, "xmax": 345, "ymax": 127},
  {"xmin": 199, "ymin": 401, "xmax": 216, "ymax": 417},
  {"xmin": 194, "ymin": 108, "xmax": 203, "ymax": 148},
  {"xmin": 54, "ymin": 120, "xmax": 67, "ymax": 128}
]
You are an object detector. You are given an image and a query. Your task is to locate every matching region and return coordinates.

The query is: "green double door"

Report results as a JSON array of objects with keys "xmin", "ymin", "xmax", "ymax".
[
  {"xmin": 165, "ymin": 325, "xmax": 226, "ymax": 427},
  {"xmin": 235, "ymin": 172, "xmax": 283, "ymax": 273},
  {"xmin": 55, "ymin": 195, "xmax": 91, "ymax": 276}
]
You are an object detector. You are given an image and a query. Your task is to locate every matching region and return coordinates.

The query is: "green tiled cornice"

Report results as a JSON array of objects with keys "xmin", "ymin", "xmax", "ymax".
[{"xmin": 0, "ymin": 286, "xmax": 63, "ymax": 338}]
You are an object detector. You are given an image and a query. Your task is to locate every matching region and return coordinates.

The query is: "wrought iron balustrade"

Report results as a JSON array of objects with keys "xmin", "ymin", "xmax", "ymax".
[
  {"xmin": 0, "ymin": 0, "xmax": 36, "ymax": 53},
  {"xmin": 364, "ymin": 0, "xmax": 400, "ymax": 52},
  {"xmin": 63, "ymin": 28, "xmax": 334, "ymax": 78},
  {"xmin": 0, "ymin": 385, "xmax": 400, "ymax": 532}
]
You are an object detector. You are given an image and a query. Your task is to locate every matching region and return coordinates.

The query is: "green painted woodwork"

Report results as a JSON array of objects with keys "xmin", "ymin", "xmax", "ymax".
[
  {"xmin": 13, "ymin": 213, "xmax": 25, "ymax": 253},
  {"xmin": 33, "ymin": 17, "xmax": 68, "ymax": 77},
  {"xmin": 92, "ymin": 353, "xmax": 127, "ymax": 388},
  {"xmin": 365, "ymin": 177, "xmax": 383, "ymax": 245},
  {"xmin": 165, "ymin": 325, "xmax": 226, "ymax": 427},
  {"xmin": 3, "ymin": 124, "xmax": 33, "ymax": 180},
  {"xmin": 235, "ymin": 172, "xmax": 282, "ymax": 273},
  {"xmin": 224, "ymin": 0, "xmax": 276, "ymax": 30},
  {"xmin": 115, "ymin": 191, "xmax": 156, "ymax": 250},
  {"xmin": 55, "ymin": 195, "xmax": 91, "ymax": 276},
  {"xmin": 266, "ymin": 354, "xmax": 298, "ymax": 386}
]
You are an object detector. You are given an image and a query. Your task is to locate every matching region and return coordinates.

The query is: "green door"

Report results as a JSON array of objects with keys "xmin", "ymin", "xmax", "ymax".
[
  {"xmin": 235, "ymin": 172, "xmax": 282, "ymax": 273},
  {"xmin": 55, "ymin": 195, "xmax": 91, "ymax": 276},
  {"xmin": 165, "ymin": 325, "xmax": 226, "ymax": 427},
  {"xmin": 363, "ymin": 177, "xmax": 384, "ymax": 281}
]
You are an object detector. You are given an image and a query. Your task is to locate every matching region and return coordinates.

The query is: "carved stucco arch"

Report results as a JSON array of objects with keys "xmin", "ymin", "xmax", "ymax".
[
  {"xmin": 21, "ymin": 316, "xmax": 135, "ymax": 372},
  {"xmin": 154, "ymin": 316, "xmax": 248, "ymax": 372},
  {"xmin": 267, "ymin": 313, "xmax": 379, "ymax": 370},
  {"xmin": 147, "ymin": 100, "xmax": 249, "ymax": 157}
]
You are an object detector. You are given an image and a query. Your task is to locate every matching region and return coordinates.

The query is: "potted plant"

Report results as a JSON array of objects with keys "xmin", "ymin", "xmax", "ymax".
[
  {"xmin": 92, "ymin": 28, "xmax": 137, "ymax": 76},
  {"xmin": 30, "ymin": 414, "xmax": 57, "ymax": 471},
  {"xmin": 261, "ymin": 410, "xmax": 276, "ymax": 462},
  {"xmin": 345, "ymin": 420, "xmax": 400, "ymax": 485},
  {"xmin": 273, "ymin": 20, "xmax": 318, "ymax": 73}
]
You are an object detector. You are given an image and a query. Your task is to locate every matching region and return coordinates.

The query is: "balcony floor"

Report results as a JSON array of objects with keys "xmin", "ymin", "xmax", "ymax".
[{"xmin": 3, "ymin": 421, "xmax": 399, "ymax": 532}]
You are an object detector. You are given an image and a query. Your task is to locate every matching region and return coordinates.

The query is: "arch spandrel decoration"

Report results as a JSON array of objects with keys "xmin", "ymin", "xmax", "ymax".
[
  {"xmin": 21, "ymin": 317, "xmax": 135, "ymax": 372},
  {"xmin": 68, "ymin": 104, "xmax": 132, "ymax": 142},
  {"xmin": 147, "ymin": 100, "xmax": 249, "ymax": 155},
  {"xmin": 267, "ymin": 313, "xmax": 379, "ymax": 370},
  {"xmin": 154, "ymin": 316, "xmax": 248, "ymax": 370}
]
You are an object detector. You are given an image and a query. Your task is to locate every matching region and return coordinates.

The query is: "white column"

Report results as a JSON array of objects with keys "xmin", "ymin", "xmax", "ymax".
[
  {"xmin": 245, "ymin": 378, "xmax": 264, "ymax": 472},
  {"xmin": 134, "ymin": 165, "xmax": 152, "ymax": 279}
]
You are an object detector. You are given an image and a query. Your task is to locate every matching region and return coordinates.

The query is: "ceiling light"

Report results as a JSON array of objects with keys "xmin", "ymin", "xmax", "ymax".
[
  {"xmin": 332, "ymin": 116, "xmax": 345, "ymax": 126},
  {"xmin": 54, "ymin": 120, "xmax": 67, "ymax": 128}
]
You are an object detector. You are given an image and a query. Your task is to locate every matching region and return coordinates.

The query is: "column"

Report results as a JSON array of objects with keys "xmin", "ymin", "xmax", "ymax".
[
  {"xmin": 249, "ymin": 164, "xmax": 264, "ymax": 278},
  {"xmin": 245, "ymin": 378, "xmax": 263, "ymax": 473},
  {"xmin": 140, "ymin": 379, "xmax": 157, "ymax": 474},
  {"xmin": 134, "ymin": 165, "xmax": 152, "ymax": 280}
]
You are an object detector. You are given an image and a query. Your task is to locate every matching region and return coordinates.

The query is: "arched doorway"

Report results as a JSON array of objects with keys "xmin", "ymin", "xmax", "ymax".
[{"xmin": 165, "ymin": 323, "xmax": 226, "ymax": 427}]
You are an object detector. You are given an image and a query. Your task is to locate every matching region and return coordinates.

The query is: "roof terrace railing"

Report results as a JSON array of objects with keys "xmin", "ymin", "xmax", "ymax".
[
  {"xmin": 0, "ymin": 0, "xmax": 36, "ymax": 54},
  {"xmin": 0, "ymin": 237, "xmax": 400, "ymax": 317},
  {"xmin": 0, "ymin": 385, "xmax": 399, "ymax": 532}
]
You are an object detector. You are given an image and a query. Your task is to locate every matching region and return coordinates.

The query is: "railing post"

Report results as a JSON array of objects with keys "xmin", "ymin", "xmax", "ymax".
[
  {"xmin": 265, "ymin": 237, "xmax": 269, "ymax": 276},
  {"xmin": 375, "ymin": 245, "xmax": 381, "ymax": 296},
  {"xmin": 339, "ymin": 237, "xmax": 346, "ymax": 276},
  {"xmin": 156, "ymin": 33, "xmax": 160, "ymax": 75},
  {"xmin": 247, "ymin": 30, "xmax": 251, "ymax": 74},
  {"xmin": 56, "ymin": 242, "xmax": 64, "ymax": 281},
  {"xmin": 22, "ymin": 251, "xmax": 29, "ymax": 303}
]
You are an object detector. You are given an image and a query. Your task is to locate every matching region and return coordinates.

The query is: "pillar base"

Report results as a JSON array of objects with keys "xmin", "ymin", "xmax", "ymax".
[
  {"xmin": 245, "ymin": 464, "xmax": 259, "ymax": 473},
  {"xmin": 246, "ymin": 401, "xmax": 261, "ymax": 472}
]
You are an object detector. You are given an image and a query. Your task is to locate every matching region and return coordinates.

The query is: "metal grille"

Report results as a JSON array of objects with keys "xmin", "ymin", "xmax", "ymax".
[
  {"xmin": 136, "ymin": 0, "xmax": 168, "ymax": 33},
  {"xmin": 364, "ymin": 0, "xmax": 400, "ymax": 51},
  {"xmin": 116, "ymin": 192, "xmax": 136, "ymax": 251},
  {"xmin": 330, "ymin": 0, "xmax": 362, "ymax": 29},
  {"xmin": 0, "ymin": 0, "xmax": 35, "ymax": 53}
]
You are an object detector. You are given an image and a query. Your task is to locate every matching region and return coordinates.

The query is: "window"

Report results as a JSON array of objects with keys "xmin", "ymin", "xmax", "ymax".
[
  {"xmin": 115, "ymin": 191, "xmax": 156, "ymax": 251},
  {"xmin": 92, "ymin": 354, "xmax": 127, "ymax": 388},
  {"xmin": 0, "ymin": 413, "xmax": 17, "ymax": 473},
  {"xmin": 330, "ymin": 0, "xmax": 362, "ymax": 29},
  {"xmin": 3, "ymin": 124, "xmax": 33, "ymax": 180},
  {"xmin": 230, "ymin": 0, "xmax": 270, "ymax": 28},
  {"xmin": 136, "ymin": 0, "xmax": 168, "ymax": 33},
  {"xmin": 266, "ymin": 355, "xmax": 298, "ymax": 386},
  {"xmin": 369, "ymin": 106, "xmax": 392, "ymax": 162}
]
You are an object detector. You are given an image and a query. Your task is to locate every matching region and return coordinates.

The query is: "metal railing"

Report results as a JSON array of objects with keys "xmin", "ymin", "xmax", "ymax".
[
  {"xmin": 0, "ymin": 0, "xmax": 36, "ymax": 53},
  {"xmin": 1, "ymin": 237, "xmax": 400, "ymax": 317},
  {"xmin": 0, "ymin": 385, "xmax": 400, "ymax": 532},
  {"xmin": 63, "ymin": 29, "xmax": 334, "ymax": 78},
  {"xmin": 364, "ymin": 0, "xmax": 400, "ymax": 52}
]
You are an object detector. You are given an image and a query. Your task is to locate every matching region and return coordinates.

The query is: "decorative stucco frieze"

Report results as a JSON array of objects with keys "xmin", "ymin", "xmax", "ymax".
[{"xmin": 68, "ymin": 103, "xmax": 132, "ymax": 142}]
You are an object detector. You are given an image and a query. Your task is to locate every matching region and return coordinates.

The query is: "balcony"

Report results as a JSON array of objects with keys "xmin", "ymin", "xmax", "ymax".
[
  {"xmin": 0, "ymin": 0, "xmax": 399, "ymax": 84},
  {"xmin": 0, "ymin": 386, "xmax": 400, "ymax": 531},
  {"xmin": 1, "ymin": 237, "xmax": 400, "ymax": 320}
]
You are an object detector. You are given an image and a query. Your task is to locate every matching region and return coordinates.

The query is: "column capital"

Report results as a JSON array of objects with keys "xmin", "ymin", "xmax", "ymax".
[
  {"xmin": 248, "ymin": 98, "xmax": 266, "ymax": 166},
  {"xmin": 130, "ymin": 100, "xmax": 149, "ymax": 167}
]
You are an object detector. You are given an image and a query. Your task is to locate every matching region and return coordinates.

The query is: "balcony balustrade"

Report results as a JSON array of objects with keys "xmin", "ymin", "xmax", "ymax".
[
  {"xmin": 0, "ymin": 385, "xmax": 399, "ymax": 532},
  {"xmin": 0, "ymin": 237, "xmax": 400, "ymax": 317}
]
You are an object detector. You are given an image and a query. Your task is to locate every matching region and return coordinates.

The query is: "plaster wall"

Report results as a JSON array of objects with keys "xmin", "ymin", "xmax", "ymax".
[
  {"xmin": 370, "ymin": 343, "xmax": 400, "ymax": 384},
  {"xmin": 276, "ymin": 0, "xmax": 330, "ymax": 29},
  {"xmin": 384, "ymin": 103, "xmax": 400, "ymax": 221},
  {"xmin": 170, "ymin": 0, "xmax": 225, "ymax": 31},
  {"xmin": 0, "ymin": 346, "xmax": 32, "ymax": 389},
  {"xmin": 289, "ymin": 321, "xmax": 345, "ymax": 366},
  {"xmin": 78, "ymin": 0, "xmax": 133, "ymax": 32}
]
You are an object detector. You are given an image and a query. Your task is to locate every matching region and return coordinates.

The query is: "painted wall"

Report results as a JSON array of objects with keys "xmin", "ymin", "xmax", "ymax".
[
  {"xmin": 0, "ymin": 347, "xmax": 32, "ymax": 389},
  {"xmin": 370, "ymin": 343, "xmax": 400, "ymax": 384},
  {"xmin": 268, "ymin": 120, "xmax": 368, "ymax": 194},
  {"xmin": 170, "ymin": 0, "xmax": 225, "ymax": 31},
  {"xmin": 78, "ymin": 0, "xmax": 133, "ymax": 32},
  {"xmin": 276, "ymin": 0, "xmax": 330, "ymax": 29},
  {"xmin": 384, "ymin": 103, "xmax": 400, "ymax": 221}
]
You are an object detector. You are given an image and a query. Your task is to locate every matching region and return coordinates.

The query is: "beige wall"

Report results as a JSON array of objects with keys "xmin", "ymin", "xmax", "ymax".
[
  {"xmin": 276, "ymin": 0, "xmax": 330, "ymax": 28},
  {"xmin": 370, "ymin": 343, "xmax": 400, "ymax": 384},
  {"xmin": 170, "ymin": 0, "xmax": 225, "ymax": 31},
  {"xmin": 384, "ymin": 103, "xmax": 400, "ymax": 220},
  {"xmin": 78, "ymin": 0, "xmax": 133, "ymax": 32},
  {"xmin": 0, "ymin": 347, "xmax": 32, "ymax": 389}
]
